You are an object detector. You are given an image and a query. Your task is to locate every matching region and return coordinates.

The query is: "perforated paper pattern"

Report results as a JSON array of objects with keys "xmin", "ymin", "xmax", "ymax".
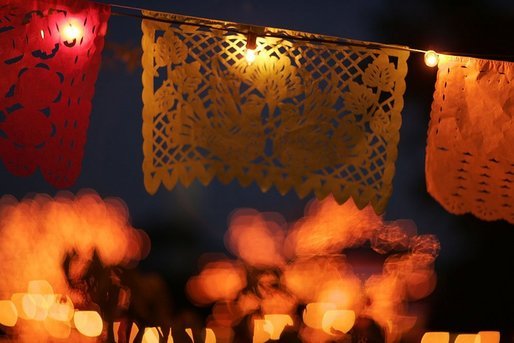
[
  {"xmin": 426, "ymin": 55, "xmax": 514, "ymax": 223},
  {"xmin": 142, "ymin": 11, "xmax": 409, "ymax": 213},
  {"xmin": 0, "ymin": 0, "xmax": 110, "ymax": 188}
]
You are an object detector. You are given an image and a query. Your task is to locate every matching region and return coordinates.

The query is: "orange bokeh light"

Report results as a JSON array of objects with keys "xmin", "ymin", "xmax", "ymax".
[
  {"xmin": 322, "ymin": 309, "xmax": 355, "ymax": 335},
  {"xmin": 73, "ymin": 310, "xmax": 103, "ymax": 337},
  {"xmin": 478, "ymin": 331, "xmax": 500, "ymax": 343},
  {"xmin": 22, "ymin": 293, "xmax": 50, "ymax": 321},
  {"xmin": 28, "ymin": 280, "xmax": 54, "ymax": 295},
  {"xmin": 187, "ymin": 259, "xmax": 246, "ymax": 305},
  {"xmin": 303, "ymin": 302, "xmax": 337, "ymax": 330},
  {"xmin": 0, "ymin": 191, "xmax": 148, "ymax": 342},
  {"xmin": 252, "ymin": 319, "xmax": 273, "ymax": 343},
  {"xmin": 225, "ymin": 209, "xmax": 286, "ymax": 268},
  {"xmin": 0, "ymin": 300, "xmax": 18, "ymax": 327},
  {"xmin": 48, "ymin": 295, "xmax": 75, "ymax": 322},
  {"xmin": 454, "ymin": 334, "xmax": 478, "ymax": 343},
  {"xmin": 142, "ymin": 327, "xmax": 160, "ymax": 343},
  {"xmin": 263, "ymin": 314, "xmax": 293, "ymax": 340},
  {"xmin": 11, "ymin": 293, "xmax": 35, "ymax": 320},
  {"xmin": 204, "ymin": 328, "xmax": 217, "ymax": 343},
  {"xmin": 421, "ymin": 332, "xmax": 450, "ymax": 343},
  {"xmin": 44, "ymin": 318, "xmax": 71, "ymax": 339}
]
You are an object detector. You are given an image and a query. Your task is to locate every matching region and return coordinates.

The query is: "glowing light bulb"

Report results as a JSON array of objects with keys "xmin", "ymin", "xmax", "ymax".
[
  {"xmin": 246, "ymin": 49, "xmax": 256, "ymax": 63},
  {"xmin": 246, "ymin": 32, "xmax": 258, "ymax": 64},
  {"xmin": 424, "ymin": 50, "xmax": 439, "ymax": 67},
  {"xmin": 62, "ymin": 20, "xmax": 83, "ymax": 42}
]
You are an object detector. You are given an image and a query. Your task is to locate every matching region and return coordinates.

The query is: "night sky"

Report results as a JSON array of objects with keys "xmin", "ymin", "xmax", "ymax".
[{"xmin": 1, "ymin": 0, "xmax": 514, "ymax": 341}]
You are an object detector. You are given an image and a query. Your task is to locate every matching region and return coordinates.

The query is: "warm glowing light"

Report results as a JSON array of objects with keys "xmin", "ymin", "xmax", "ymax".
[
  {"xmin": 74, "ymin": 311, "xmax": 103, "ymax": 337},
  {"xmin": 62, "ymin": 20, "xmax": 83, "ymax": 42},
  {"xmin": 0, "ymin": 192, "xmax": 147, "ymax": 341},
  {"xmin": 40, "ymin": 30, "xmax": 45, "ymax": 39},
  {"xmin": 183, "ymin": 328, "xmax": 216, "ymax": 343},
  {"xmin": 263, "ymin": 314, "xmax": 293, "ymax": 340},
  {"xmin": 321, "ymin": 310, "xmax": 355, "ymax": 335},
  {"xmin": 186, "ymin": 260, "xmax": 246, "ymax": 305},
  {"xmin": 44, "ymin": 318, "xmax": 72, "ymax": 339},
  {"xmin": 478, "ymin": 331, "xmax": 500, "ymax": 343},
  {"xmin": 129, "ymin": 323, "xmax": 140, "ymax": 342},
  {"xmin": 424, "ymin": 50, "xmax": 439, "ymax": 67},
  {"xmin": 23, "ymin": 293, "xmax": 50, "ymax": 321},
  {"xmin": 20, "ymin": 294, "xmax": 38, "ymax": 320},
  {"xmin": 246, "ymin": 49, "xmax": 256, "ymax": 64},
  {"xmin": 421, "ymin": 332, "xmax": 450, "ymax": 343},
  {"xmin": 246, "ymin": 32, "xmax": 258, "ymax": 64},
  {"xmin": 28, "ymin": 280, "xmax": 54, "ymax": 295},
  {"xmin": 253, "ymin": 319, "xmax": 273, "ymax": 343},
  {"xmin": 226, "ymin": 209, "xmax": 286, "ymax": 268},
  {"xmin": 48, "ymin": 295, "xmax": 74, "ymax": 322},
  {"xmin": 303, "ymin": 302, "xmax": 336, "ymax": 329},
  {"xmin": 186, "ymin": 196, "xmax": 439, "ymax": 343},
  {"xmin": 22, "ymin": 280, "xmax": 56, "ymax": 321},
  {"xmin": 454, "ymin": 334, "xmax": 478, "ymax": 343},
  {"xmin": 143, "ymin": 327, "xmax": 160, "ymax": 343},
  {"xmin": 114, "ymin": 322, "xmax": 121, "ymax": 342},
  {"xmin": 11, "ymin": 293, "xmax": 34, "ymax": 320},
  {"xmin": 0, "ymin": 300, "xmax": 18, "ymax": 327},
  {"xmin": 205, "ymin": 328, "xmax": 216, "ymax": 343}
]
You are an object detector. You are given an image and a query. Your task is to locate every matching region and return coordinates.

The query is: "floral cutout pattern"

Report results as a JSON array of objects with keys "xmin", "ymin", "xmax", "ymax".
[
  {"xmin": 142, "ymin": 11, "xmax": 409, "ymax": 213},
  {"xmin": 0, "ymin": 0, "xmax": 110, "ymax": 188},
  {"xmin": 426, "ymin": 55, "xmax": 514, "ymax": 223}
]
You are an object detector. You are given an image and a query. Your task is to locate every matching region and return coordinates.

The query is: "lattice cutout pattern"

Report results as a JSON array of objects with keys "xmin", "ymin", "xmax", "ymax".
[
  {"xmin": 426, "ymin": 55, "xmax": 514, "ymax": 223},
  {"xmin": 142, "ymin": 11, "xmax": 409, "ymax": 213},
  {"xmin": 0, "ymin": 0, "xmax": 110, "ymax": 188}
]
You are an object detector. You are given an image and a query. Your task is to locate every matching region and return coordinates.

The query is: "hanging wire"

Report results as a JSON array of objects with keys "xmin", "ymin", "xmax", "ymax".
[
  {"xmin": 105, "ymin": 2, "xmax": 514, "ymax": 61},
  {"xmin": 107, "ymin": 3, "xmax": 426, "ymax": 54}
]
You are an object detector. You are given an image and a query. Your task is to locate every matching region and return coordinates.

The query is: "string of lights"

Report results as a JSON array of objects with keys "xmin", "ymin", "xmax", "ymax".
[{"xmin": 104, "ymin": 2, "xmax": 513, "ymax": 67}]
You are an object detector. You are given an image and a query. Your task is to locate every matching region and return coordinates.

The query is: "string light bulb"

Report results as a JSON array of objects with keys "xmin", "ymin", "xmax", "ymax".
[
  {"xmin": 424, "ymin": 50, "xmax": 439, "ymax": 67},
  {"xmin": 246, "ymin": 32, "xmax": 257, "ymax": 64},
  {"xmin": 62, "ymin": 20, "xmax": 83, "ymax": 42}
]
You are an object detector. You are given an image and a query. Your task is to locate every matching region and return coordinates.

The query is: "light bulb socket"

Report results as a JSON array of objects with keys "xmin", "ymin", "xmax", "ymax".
[
  {"xmin": 424, "ymin": 50, "xmax": 439, "ymax": 67},
  {"xmin": 246, "ymin": 32, "xmax": 257, "ymax": 50}
]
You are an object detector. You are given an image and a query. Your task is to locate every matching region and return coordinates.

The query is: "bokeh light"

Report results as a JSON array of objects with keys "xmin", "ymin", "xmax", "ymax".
[
  {"xmin": 421, "ymin": 332, "xmax": 450, "ymax": 343},
  {"xmin": 0, "ymin": 300, "xmax": 18, "ymax": 327},
  {"xmin": 73, "ymin": 310, "xmax": 103, "ymax": 337},
  {"xmin": 187, "ymin": 196, "xmax": 440, "ymax": 342}
]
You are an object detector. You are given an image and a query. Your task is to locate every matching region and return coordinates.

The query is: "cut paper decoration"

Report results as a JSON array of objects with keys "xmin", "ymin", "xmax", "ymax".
[
  {"xmin": 0, "ymin": 0, "xmax": 110, "ymax": 188},
  {"xmin": 426, "ymin": 55, "xmax": 514, "ymax": 223},
  {"xmin": 142, "ymin": 11, "xmax": 409, "ymax": 213}
]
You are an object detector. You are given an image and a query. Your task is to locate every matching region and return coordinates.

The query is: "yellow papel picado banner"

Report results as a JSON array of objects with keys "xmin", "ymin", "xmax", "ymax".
[{"xmin": 141, "ymin": 10, "xmax": 409, "ymax": 214}]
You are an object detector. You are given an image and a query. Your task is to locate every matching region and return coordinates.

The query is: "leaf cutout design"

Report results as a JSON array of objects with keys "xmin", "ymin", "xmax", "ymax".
[
  {"xmin": 142, "ymin": 11, "xmax": 409, "ymax": 212},
  {"xmin": 154, "ymin": 31, "xmax": 188, "ymax": 67},
  {"xmin": 363, "ymin": 54, "xmax": 396, "ymax": 92},
  {"xmin": 343, "ymin": 82, "xmax": 378, "ymax": 115},
  {"xmin": 370, "ymin": 109, "xmax": 391, "ymax": 138},
  {"xmin": 170, "ymin": 61, "xmax": 202, "ymax": 94}
]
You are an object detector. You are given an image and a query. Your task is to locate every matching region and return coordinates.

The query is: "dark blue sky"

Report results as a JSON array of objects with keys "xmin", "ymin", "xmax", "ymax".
[{"xmin": 1, "ymin": 0, "xmax": 514, "ymax": 338}]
